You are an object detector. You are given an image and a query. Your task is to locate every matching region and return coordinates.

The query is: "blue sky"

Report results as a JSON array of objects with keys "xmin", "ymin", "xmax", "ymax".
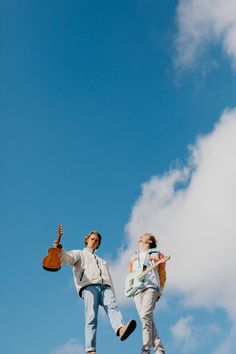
[{"xmin": 1, "ymin": 1, "xmax": 236, "ymax": 354}]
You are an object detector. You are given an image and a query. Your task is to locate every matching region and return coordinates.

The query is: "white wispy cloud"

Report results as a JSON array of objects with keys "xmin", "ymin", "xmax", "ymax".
[
  {"xmin": 110, "ymin": 108, "xmax": 236, "ymax": 351},
  {"xmin": 170, "ymin": 316, "xmax": 196, "ymax": 352},
  {"xmin": 170, "ymin": 316, "xmax": 221, "ymax": 352},
  {"xmin": 50, "ymin": 338, "xmax": 84, "ymax": 354},
  {"xmin": 175, "ymin": 0, "xmax": 236, "ymax": 68}
]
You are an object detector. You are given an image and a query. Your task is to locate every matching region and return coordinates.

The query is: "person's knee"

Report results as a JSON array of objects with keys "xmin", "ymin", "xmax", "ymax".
[
  {"xmin": 86, "ymin": 313, "xmax": 98, "ymax": 326},
  {"xmin": 142, "ymin": 312, "xmax": 153, "ymax": 322}
]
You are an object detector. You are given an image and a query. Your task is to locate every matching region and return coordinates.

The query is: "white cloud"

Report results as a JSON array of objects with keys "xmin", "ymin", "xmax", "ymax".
[
  {"xmin": 170, "ymin": 316, "xmax": 221, "ymax": 352},
  {"xmin": 170, "ymin": 316, "xmax": 196, "ymax": 352},
  {"xmin": 175, "ymin": 0, "xmax": 236, "ymax": 68},
  {"xmin": 50, "ymin": 339, "xmax": 84, "ymax": 354},
  {"xmin": 212, "ymin": 325, "xmax": 236, "ymax": 354},
  {"xmin": 111, "ymin": 108, "xmax": 236, "ymax": 331}
]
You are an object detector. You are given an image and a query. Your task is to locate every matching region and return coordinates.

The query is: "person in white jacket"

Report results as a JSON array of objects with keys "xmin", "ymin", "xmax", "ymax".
[{"xmin": 54, "ymin": 230, "xmax": 136, "ymax": 354}]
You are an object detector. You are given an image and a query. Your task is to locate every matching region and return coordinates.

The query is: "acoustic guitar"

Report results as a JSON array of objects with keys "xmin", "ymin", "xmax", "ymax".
[
  {"xmin": 42, "ymin": 224, "xmax": 63, "ymax": 271},
  {"xmin": 125, "ymin": 255, "xmax": 170, "ymax": 297}
]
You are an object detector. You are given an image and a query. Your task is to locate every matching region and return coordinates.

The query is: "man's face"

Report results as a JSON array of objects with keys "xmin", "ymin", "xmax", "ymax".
[
  {"xmin": 139, "ymin": 234, "xmax": 151, "ymax": 250},
  {"xmin": 86, "ymin": 233, "xmax": 100, "ymax": 250}
]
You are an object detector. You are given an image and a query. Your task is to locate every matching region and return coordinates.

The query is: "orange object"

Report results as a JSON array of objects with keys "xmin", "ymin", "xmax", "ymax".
[
  {"xmin": 158, "ymin": 253, "xmax": 167, "ymax": 289},
  {"xmin": 42, "ymin": 224, "xmax": 63, "ymax": 272}
]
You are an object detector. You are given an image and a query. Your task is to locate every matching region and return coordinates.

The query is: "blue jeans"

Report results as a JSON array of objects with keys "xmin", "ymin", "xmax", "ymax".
[{"xmin": 81, "ymin": 284, "xmax": 124, "ymax": 352}]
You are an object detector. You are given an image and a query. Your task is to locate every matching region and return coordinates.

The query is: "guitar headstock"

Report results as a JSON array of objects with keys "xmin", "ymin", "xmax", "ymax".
[
  {"xmin": 58, "ymin": 224, "xmax": 63, "ymax": 237},
  {"xmin": 160, "ymin": 255, "xmax": 170, "ymax": 263},
  {"xmin": 55, "ymin": 224, "xmax": 63, "ymax": 244}
]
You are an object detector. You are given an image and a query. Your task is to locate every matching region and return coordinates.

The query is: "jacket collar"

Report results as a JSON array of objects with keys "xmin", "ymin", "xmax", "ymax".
[{"xmin": 84, "ymin": 247, "xmax": 96, "ymax": 254}]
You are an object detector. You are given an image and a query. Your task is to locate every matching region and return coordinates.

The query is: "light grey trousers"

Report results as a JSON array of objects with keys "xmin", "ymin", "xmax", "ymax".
[{"xmin": 133, "ymin": 288, "xmax": 165, "ymax": 353}]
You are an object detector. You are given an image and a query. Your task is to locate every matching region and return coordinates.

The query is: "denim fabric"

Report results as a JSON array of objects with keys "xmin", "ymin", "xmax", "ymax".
[{"xmin": 82, "ymin": 284, "xmax": 124, "ymax": 352}]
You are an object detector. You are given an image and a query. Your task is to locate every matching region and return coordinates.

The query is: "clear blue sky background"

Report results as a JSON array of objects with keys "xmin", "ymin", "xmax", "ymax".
[{"xmin": 1, "ymin": 1, "xmax": 236, "ymax": 354}]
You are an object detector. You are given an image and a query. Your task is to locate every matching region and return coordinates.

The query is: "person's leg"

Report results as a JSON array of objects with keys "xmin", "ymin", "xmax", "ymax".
[
  {"xmin": 100, "ymin": 285, "xmax": 124, "ymax": 333},
  {"xmin": 134, "ymin": 292, "xmax": 149, "ymax": 353},
  {"xmin": 101, "ymin": 285, "xmax": 136, "ymax": 340},
  {"xmin": 133, "ymin": 291, "xmax": 143, "ymax": 319},
  {"xmin": 152, "ymin": 321, "xmax": 165, "ymax": 353},
  {"xmin": 134, "ymin": 288, "xmax": 157, "ymax": 353},
  {"xmin": 82, "ymin": 285, "xmax": 100, "ymax": 353},
  {"xmin": 134, "ymin": 291, "xmax": 151, "ymax": 353}
]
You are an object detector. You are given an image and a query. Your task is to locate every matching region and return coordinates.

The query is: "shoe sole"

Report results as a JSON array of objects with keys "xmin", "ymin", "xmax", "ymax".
[{"xmin": 120, "ymin": 320, "xmax": 137, "ymax": 341}]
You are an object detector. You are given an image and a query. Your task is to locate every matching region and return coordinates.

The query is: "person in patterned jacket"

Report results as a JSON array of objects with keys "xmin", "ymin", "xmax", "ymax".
[{"xmin": 129, "ymin": 233, "xmax": 167, "ymax": 354}]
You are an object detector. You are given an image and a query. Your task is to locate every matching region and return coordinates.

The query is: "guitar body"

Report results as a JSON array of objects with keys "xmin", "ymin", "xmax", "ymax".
[
  {"xmin": 125, "ymin": 268, "xmax": 144, "ymax": 297},
  {"xmin": 42, "ymin": 247, "xmax": 61, "ymax": 271},
  {"xmin": 125, "ymin": 255, "xmax": 170, "ymax": 297},
  {"xmin": 42, "ymin": 224, "xmax": 63, "ymax": 272}
]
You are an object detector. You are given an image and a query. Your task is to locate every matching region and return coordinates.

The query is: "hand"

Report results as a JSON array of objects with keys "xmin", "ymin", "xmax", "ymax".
[
  {"xmin": 157, "ymin": 287, "xmax": 163, "ymax": 301},
  {"xmin": 53, "ymin": 241, "xmax": 63, "ymax": 249}
]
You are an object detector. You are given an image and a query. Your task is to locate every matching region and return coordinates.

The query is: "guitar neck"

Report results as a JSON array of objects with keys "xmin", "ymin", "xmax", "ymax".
[
  {"xmin": 57, "ymin": 234, "xmax": 62, "ymax": 244},
  {"xmin": 138, "ymin": 256, "xmax": 169, "ymax": 280},
  {"xmin": 56, "ymin": 224, "xmax": 63, "ymax": 244}
]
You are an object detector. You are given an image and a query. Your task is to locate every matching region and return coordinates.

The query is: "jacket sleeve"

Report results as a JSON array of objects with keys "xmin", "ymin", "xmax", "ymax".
[
  {"xmin": 129, "ymin": 254, "xmax": 138, "ymax": 272},
  {"xmin": 60, "ymin": 249, "xmax": 81, "ymax": 266},
  {"xmin": 158, "ymin": 253, "xmax": 167, "ymax": 290}
]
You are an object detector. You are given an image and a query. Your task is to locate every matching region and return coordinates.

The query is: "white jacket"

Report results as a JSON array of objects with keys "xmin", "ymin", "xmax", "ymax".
[{"xmin": 61, "ymin": 247, "xmax": 114, "ymax": 296}]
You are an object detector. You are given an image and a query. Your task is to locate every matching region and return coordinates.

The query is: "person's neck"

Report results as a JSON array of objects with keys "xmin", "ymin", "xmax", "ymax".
[
  {"xmin": 87, "ymin": 247, "xmax": 96, "ymax": 253},
  {"xmin": 139, "ymin": 247, "xmax": 149, "ymax": 252}
]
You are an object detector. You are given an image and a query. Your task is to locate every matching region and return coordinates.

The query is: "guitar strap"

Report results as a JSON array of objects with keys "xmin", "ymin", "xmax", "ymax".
[
  {"xmin": 139, "ymin": 248, "xmax": 159, "ymax": 271},
  {"xmin": 138, "ymin": 251, "xmax": 152, "ymax": 273},
  {"xmin": 142, "ymin": 252, "xmax": 150, "ymax": 271},
  {"xmin": 148, "ymin": 248, "xmax": 161, "ymax": 274}
]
